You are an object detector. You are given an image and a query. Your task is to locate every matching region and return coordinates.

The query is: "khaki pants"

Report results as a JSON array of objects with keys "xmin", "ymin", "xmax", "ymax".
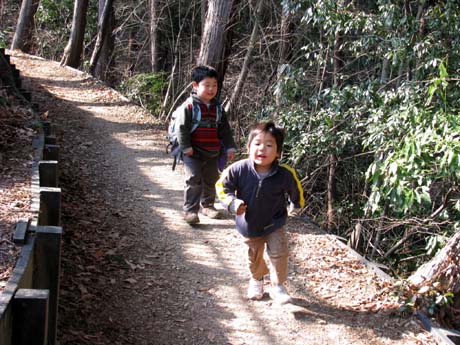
[{"xmin": 243, "ymin": 227, "xmax": 289, "ymax": 286}]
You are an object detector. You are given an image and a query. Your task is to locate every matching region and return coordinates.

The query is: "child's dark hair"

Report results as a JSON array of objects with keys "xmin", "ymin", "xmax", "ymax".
[
  {"xmin": 247, "ymin": 121, "xmax": 285, "ymax": 155},
  {"xmin": 191, "ymin": 65, "xmax": 219, "ymax": 83}
]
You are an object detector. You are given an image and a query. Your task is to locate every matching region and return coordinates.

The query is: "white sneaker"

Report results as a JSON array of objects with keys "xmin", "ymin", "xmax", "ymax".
[
  {"xmin": 247, "ymin": 278, "xmax": 264, "ymax": 300},
  {"xmin": 269, "ymin": 284, "xmax": 292, "ymax": 304}
]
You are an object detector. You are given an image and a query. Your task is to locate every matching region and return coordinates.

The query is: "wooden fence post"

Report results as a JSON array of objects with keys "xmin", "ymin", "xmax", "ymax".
[
  {"xmin": 33, "ymin": 226, "xmax": 62, "ymax": 345},
  {"xmin": 0, "ymin": 235, "xmax": 35, "ymax": 345},
  {"xmin": 41, "ymin": 121, "xmax": 51, "ymax": 136},
  {"xmin": 38, "ymin": 187, "xmax": 61, "ymax": 226},
  {"xmin": 12, "ymin": 289, "xmax": 49, "ymax": 345},
  {"xmin": 42, "ymin": 145, "xmax": 59, "ymax": 161},
  {"xmin": 44, "ymin": 135, "xmax": 56, "ymax": 145},
  {"xmin": 38, "ymin": 161, "xmax": 58, "ymax": 188}
]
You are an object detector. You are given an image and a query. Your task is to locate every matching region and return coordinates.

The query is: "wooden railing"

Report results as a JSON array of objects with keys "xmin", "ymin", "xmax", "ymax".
[{"xmin": 0, "ymin": 49, "xmax": 61, "ymax": 345}]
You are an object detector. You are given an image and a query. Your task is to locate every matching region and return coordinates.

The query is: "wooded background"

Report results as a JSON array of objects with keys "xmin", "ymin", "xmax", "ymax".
[{"xmin": 1, "ymin": 0, "xmax": 460, "ymax": 328}]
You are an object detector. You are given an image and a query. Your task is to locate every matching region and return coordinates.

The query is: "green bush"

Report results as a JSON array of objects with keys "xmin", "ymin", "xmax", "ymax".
[{"xmin": 119, "ymin": 73, "xmax": 167, "ymax": 117}]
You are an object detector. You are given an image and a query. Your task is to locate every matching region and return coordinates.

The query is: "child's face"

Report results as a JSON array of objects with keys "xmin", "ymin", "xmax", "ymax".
[
  {"xmin": 192, "ymin": 77, "xmax": 218, "ymax": 103},
  {"xmin": 248, "ymin": 132, "xmax": 278, "ymax": 172}
]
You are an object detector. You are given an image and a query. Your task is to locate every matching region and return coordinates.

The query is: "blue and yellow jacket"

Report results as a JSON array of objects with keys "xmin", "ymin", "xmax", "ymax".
[{"xmin": 216, "ymin": 158, "xmax": 304, "ymax": 238}]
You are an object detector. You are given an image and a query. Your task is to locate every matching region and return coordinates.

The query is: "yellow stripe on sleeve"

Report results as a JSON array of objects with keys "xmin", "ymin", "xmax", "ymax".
[
  {"xmin": 215, "ymin": 166, "xmax": 234, "ymax": 206},
  {"xmin": 279, "ymin": 164, "xmax": 305, "ymax": 208}
]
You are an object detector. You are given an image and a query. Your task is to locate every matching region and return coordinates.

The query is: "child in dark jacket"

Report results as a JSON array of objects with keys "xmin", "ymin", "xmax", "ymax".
[
  {"xmin": 216, "ymin": 121, "xmax": 304, "ymax": 303},
  {"xmin": 175, "ymin": 65, "xmax": 236, "ymax": 225}
]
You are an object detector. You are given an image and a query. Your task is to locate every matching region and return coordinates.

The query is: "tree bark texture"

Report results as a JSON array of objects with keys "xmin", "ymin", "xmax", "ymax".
[
  {"xmin": 89, "ymin": 0, "xmax": 114, "ymax": 77},
  {"xmin": 225, "ymin": 0, "xmax": 263, "ymax": 119},
  {"xmin": 218, "ymin": 0, "xmax": 239, "ymax": 93},
  {"xmin": 0, "ymin": 0, "xmax": 4, "ymax": 23},
  {"xmin": 149, "ymin": 0, "xmax": 161, "ymax": 73},
  {"xmin": 126, "ymin": 30, "xmax": 136, "ymax": 77},
  {"xmin": 93, "ymin": 7, "xmax": 114, "ymax": 82},
  {"xmin": 276, "ymin": 1, "xmax": 297, "ymax": 106},
  {"xmin": 198, "ymin": 0, "xmax": 234, "ymax": 82},
  {"xmin": 279, "ymin": 2, "xmax": 296, "ymax": 66},
  {"xmin": 60, "ymin": 0, "xmax": 89, "ymax": 68},
  {"xmin": 326, "ymin": 153, "xmax": 337, "ymax": 232},
  {"xmin": 201, "ymin": 0, "xmax": 207, "ymax": 37},
  {"xmin": 408, "ymin": 232, "xmax": 460, "ymax": 292},
  {"xmin": 11, "ymin": 0, "xmax": 40, "ymax": 53}
]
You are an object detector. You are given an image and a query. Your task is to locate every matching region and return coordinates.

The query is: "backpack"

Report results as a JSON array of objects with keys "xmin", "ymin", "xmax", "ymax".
[{"xmin": 166, "ymin": 97, "xmax": 223, "ymax": 170}]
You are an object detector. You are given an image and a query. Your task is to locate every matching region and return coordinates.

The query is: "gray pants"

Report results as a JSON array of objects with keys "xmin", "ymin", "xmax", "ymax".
[{"xmin": 183, "ymin": 154, "xmax": 219, "ymax": 213}]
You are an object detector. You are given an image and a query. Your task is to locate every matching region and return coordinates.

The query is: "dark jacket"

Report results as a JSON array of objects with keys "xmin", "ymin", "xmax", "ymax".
[
  {"xmin": 176, "ymin": 94, "xmax": 236, "ymax": 159},
  {"xmin": 216, "ymin": 158, "xmax": 304, "ymax": 238}
]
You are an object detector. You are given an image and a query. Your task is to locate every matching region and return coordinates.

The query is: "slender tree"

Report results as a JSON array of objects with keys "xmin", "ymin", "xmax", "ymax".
[
  {"xmin": 149, "ymin": 0, "xmax": 161, "ymax": 72},
  {"xmin": 89, "ymin": 0, "xmax": 114, "ymax": 78},
  {"xmin": 160, "ymin": 1, "xmax": 196, "ymax": 119},
  {"xmin": 125, "ymin": 30, "xmax": 137, "ymax": 77},
  {"xmin": 11, "ymin": 0, "xmax": 40, "ymax": 52},
  {"xmin": 225, "ymin": 0, "xmax": 263, "ymax": 118},
  {"xmin": 276, "ymin": 0, "xmax": 297, "ymax": 106},
  {"xmin": 60, "ymin": 0, "xmax": 89, "ymax": 68}
]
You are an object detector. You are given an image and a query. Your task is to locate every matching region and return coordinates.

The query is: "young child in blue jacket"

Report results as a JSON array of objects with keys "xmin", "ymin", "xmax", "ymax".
[{"xmin": 216, "ymin": 121, "xmax": 304, "ymax": 303}]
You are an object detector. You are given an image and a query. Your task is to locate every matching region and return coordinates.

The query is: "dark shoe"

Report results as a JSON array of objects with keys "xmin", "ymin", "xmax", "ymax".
[
  {"xmin": 201, "ymin": 206, "xmax": 221, "ymax": 219},
  {"xmin": 184, "ymin": 212, "xmax": 200, "ymax": 225}
]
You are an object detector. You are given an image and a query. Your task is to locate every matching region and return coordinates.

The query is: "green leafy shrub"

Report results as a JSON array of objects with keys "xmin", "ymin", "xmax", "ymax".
[
  {"xmin": 364, "ymin": 63, "xmax": 460, "ymax": 218},
  {"xmin": 119, "ymin": 73, "xmax": 167, "ymax": 117}
]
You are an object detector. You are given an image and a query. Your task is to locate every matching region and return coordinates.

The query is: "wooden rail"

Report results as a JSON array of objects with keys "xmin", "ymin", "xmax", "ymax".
[{"xmin": 0, "ymin": 49, "xmax": 62, "ymax": 345}]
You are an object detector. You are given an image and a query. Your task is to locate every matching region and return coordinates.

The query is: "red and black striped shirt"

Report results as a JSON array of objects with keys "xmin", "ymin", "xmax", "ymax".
[{"xmin": 191, "ymin": 103, "xmax": 220, "ymax": 153}]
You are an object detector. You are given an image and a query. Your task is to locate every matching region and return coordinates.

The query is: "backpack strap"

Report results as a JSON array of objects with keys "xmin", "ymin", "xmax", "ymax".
[
  {"xmin": 216, "ymin": 104, "xmax": 222, "ymax": 123},
  {"xmin": 190, "ymin": 102, "xmax": 201, "ymax": 132},
  {"xmin": 189, "ymin": 100, "xmax": 222, "ymax": 130}
]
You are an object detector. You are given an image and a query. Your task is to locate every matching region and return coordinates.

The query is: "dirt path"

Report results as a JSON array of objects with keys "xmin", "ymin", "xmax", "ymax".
[{"xmin": 10, "ymin": 51, "xmax": 437, "ymax": 345}]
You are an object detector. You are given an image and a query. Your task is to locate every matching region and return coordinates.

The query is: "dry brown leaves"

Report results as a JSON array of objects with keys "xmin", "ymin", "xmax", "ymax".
[{"xmin": 0, "ymin": 88, "xmax": 36, "ymax": 291}]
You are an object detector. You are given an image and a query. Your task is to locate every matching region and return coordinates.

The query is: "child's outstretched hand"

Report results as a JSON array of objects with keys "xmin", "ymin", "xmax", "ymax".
[
  {"xmin": 288, "ymin": 205, "xmax": 301, "ymax": 217},
  {"xmin": 236, "ymin": 203, "xmax": 247, "ymax": 215},
  {"xmin": 229, "ymin": 199, "xmax": 246, "ymax": 215},
  {"xmin": 227, "ymin": 150, "xmax": 235, "ymax": 161}
]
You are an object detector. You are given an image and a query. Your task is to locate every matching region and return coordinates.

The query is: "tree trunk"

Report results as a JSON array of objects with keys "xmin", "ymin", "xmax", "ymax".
[
  {"xmin": 225, "ymin": 0, "xmax": 262, "ymax": 119},
  {"xmin": 125, "ymin": 30, "xmax": 136, "ymax": 77},
  {"xmin": 325, "ymin": 24, "xmax": 343, "ymax": 232},
  {"xmin": 380, "ymin": 58, "xmax": 390, "ymax": 84},
  {"xmin": 149, "ymin": 0, "xmax": 162, "ymax": 73},
  {"xmin": 349, "ymin": 178, "xmax": 370, "ymax": 251},
  {"xmin": 197, "ymin": 0, "xmax": 234, "ymax": 87},
  {"xmin": 276, "ymin": 0, "xmax": 296, "ymax": 106},
  {"xmin": 326, "ymin": 153, "xmax": 337, "ymax": 231},
  {"xmin": 218, "ymin": 0, "xmax": 239, "ymax": 95},
  {"xmin": 160, "ymin": 2, "xmax": 195, "ymax": 119},
  {"xmin": 0, "ymin": 0, "xmax": 4, "ymax": 23},
  {"xmin": 93, "ymin": 4, "xmax": 114, "ymax": 82},
  {"xmin": 89, "ymin": 0, "xmax": 113, "ymax": 77},
  {"xmin": 60, "ymin": 0, "xmax": 89, "ymax": 68},
  {"xmin": 408, "ymin": 232, "xmax": 460, "ymax": 291},
  {"xmin": 201, "ymin": 0, "xmax": 207, "ymax": 36},
  {"xmin": 370, "ymin": 202, "xmax": 388, "ymax": 259},
  {"xmin": 11, "ymin": 0, "xmax": 40, "ymax": 53}
]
